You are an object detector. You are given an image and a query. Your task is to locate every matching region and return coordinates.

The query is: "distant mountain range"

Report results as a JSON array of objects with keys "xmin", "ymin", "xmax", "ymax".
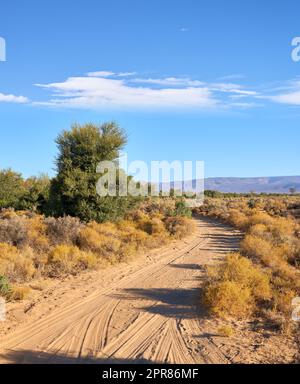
[
  {"xmin": 159, "ymin": 176, "xmax": 300, "ymax": 194},
  {"xmin": 204, "ymin": 176, "xmax": 300, "ymax": 194}
]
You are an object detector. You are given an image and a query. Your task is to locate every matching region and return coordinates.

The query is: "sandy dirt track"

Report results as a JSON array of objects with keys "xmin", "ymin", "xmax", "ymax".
[{"xmin": 1, "ymin": 217, "xmax": 294, "ymax": 364}]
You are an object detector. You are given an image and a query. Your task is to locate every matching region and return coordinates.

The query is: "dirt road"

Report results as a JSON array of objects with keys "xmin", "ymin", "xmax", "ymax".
[{"xmin": 0, "ymin": 217, "xmax": 250, "ymax": 363}]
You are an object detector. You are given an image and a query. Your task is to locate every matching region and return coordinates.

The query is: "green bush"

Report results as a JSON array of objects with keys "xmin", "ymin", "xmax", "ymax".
[
  {"xmin": 0, "ymin": 275, "xmax": 12, "ymax": 298},
  {"xmin": 48, "ymin": 122, "xmax": 139, "ymax": 222}
]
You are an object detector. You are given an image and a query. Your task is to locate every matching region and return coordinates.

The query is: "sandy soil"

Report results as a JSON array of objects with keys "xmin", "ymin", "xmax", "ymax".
[{"xmin": 0, "ymin": 217, "xmax": 298, "ymax": 364}]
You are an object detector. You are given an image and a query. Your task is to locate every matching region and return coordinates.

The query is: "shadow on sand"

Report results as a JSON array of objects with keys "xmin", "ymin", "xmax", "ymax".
[
  {"xmin": 0, "ymin": 349, "xmax": 153, "ymax": 364},
  {"xmin": 111, "ymin": 287, "xmax": 208, "ymax": 319}
]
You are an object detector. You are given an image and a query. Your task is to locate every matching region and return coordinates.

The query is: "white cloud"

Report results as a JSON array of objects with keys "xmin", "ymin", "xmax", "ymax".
[
  {"xmin": 180, "ymin": 27, "xmax": 189, "ymax": 32},
  {"xmin": 263, "ymin": 80, "xmax": 300, "ymax": 105},
  {"xmin": 87, "ymin": 71, "xmax": 115, "ymax": 77},
  {"xmin": 269, "ymin": 91, "xmax": 300, "ymax": 105},
  {"xmin": 35, "ymin": 76, "xmax": 218, "ymax": 110},
  {"xmin": 117, "ymin": 72, "xmax": 137, "ymax": 77},
  {"xmin": 131, "ymin": 77, "xmax": 204, "ymax": 87},
  {"xmin": 230, "ymin": 102, "xmax": 261, "ymax": 108},
  {"xmin": 10, "ymin": 71, "xmax": 300, "ymax": 110},
  {"xmin": 87, "ymin": 71, "xmax": 136, "ymax": 78},
  {"xmin": 0, "ymin": 93, "xmax": 28, "ymax": 103},
  {"xmin": 210, "ymin": 82, "xmax": 258, "ymax": 96},
  {"xmin": 5, "ymin": 71, "xmax": 300, "ymax": 110},
  {"xmin": 33, "ymin": 71, "xmax": 265, "ymax": 111}
]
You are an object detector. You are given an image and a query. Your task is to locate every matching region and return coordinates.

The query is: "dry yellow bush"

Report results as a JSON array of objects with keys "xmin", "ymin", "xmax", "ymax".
[
  {"xmin": 117, "ymin": 221, "xmax": 149, "ymax": 249},
  {"xmin": 10, "ymin": 285, "xmax": 31, "ymax": 301},
  {"xmin": 0, "ymin": 243, "xmax": 35, "ymax": 282},
  {"xmin": 0, "ymin": 209, "xmax": 18, "ymax": 220},
  {"xmin": 204, "ymin": 280, "xmax": 254, "ymax": 318},
  {"xmin": 241, "ymin": 234, "xmax": 276, "ymax": 266},
  {"xmin": 248, "ymin": 211, "xmax": 275, "ymax": 228},
  {"xmin": 198, "ymin": 196, "xmax": 300, "ymax": 320},
  {"xmin": 228, "ymin": 209, "xmax": 249, "ymax": 230},
  {"xmin": 218, "ymin": 325, "xmax": 235, "ymax": 337},
  {"xmin": 217, "ymin": 253, "xmax": 272, "ymax": 300},
  {"xmin": 78, "ymin": 222, "xmax": 121, "ymax": 258},
  {"xmin": 165, "ymin": 216, "xmax": 195, "ymax": 239},
  {"xmin": 272, "ymin": 289, "xmax": 296, "ymax": 316},
  {"xmin": 249, "ymin": 223, "xmax": 270, "ymax": 239},
  {"xmin": 25, "ymin": 216, "xmax": 51, "ymax": 254},
  {"xmin": 203, "ymin": 253, "xmax": 271, "ymax": 318},
  {"xmin": 118, "ymin": 243, "xmax": 137, "ymax": 262},
  {"xmin": 47, "ymin": 245, "xmax": 98, "ymax": 276},
  {"xmin": 0, "ymin": 201, "xmax": 194, "ymax": 300}
]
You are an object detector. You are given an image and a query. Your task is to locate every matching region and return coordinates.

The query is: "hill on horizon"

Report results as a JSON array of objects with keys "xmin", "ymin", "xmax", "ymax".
[{"xmin": 160, "ymin": 176, "xmax": 300, "ymax": 194}]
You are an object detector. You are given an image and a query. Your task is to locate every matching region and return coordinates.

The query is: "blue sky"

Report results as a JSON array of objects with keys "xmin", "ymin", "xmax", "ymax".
[{"xmin": 0, "ymin": 0, "xmax": 300, "ymax": 178}]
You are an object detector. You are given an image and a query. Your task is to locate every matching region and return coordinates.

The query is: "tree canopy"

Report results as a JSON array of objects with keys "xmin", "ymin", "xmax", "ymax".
[{"xmin": 49, "ymin": 122, "xmax": 136, "ymax": 222}]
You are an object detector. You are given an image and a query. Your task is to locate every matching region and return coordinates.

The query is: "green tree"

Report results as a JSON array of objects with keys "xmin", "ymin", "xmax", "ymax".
[
  {"xmin": 204, "ymin": 190, "xmax": 222, "ymax": 198},
  {"xmin": 49, "ymin": 122, "xmax": 136, "ymax": 222},
  {"xmin": 21, "ymin": 174, "xmax": 51, "ymax": 212},
  {"xmin": 0, "ymin": 169, "xmax": 26, "ymax": 209}
]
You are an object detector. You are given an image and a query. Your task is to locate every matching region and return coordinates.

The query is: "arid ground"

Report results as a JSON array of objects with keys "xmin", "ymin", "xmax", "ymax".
[{"xmin": 0, "ymin": 217, "xmax": 297, "ymax": 364}]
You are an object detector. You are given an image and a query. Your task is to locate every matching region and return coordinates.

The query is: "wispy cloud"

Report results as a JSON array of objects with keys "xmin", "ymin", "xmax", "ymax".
[
  {"xmin": 180, "ymin": 27, "xmax": 189, "ymax": 32},
  {"xmin": 131, "ymin": 77, "xmax": 204, "ymax": 87},
  {"xmin": 4, "ymin": 71, "xmax": 300, "ymax": 110},
  {"xmin": 263, "ymin": 79, "xmax": 300, "ymax": 106},
  {"xmin": 87, "ymin": 71, "xmax": 136, "ymax": 78},
  {"xmin": 209, "ymin": 82, "xmax": 258, "ymax": 96},
  {"xmin": 33, "ymin": 71, "xmax": 265, "ymax": 111},
  {"xmin": 0, "ymin": 93, "xmax": 28, "ymax": 103},
  {"xmin": 35, "ymin": 75, "xmax": 218, "ymax": 110},
  {"xmin": 230, "ymin": 102, "xmax": 262, "ymax": 108}
]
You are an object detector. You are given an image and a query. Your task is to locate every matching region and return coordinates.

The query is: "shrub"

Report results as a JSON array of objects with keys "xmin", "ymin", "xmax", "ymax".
[
  {"xmin": 133, "ymin": 198, "xmax": 176, "ymax": 218},
  {"xmin": 203, "ymin": 253, "xmax": 271, "ymax": 318},
  {"xmin": 45, "ymin": 216, "xmax": 83, "ymax": 245},
  {"xmin": 197, "ymin": 196, "xmax": 300, "ymax": 320},
  {"xmin": 0, "ymin": 199, "xmax": 194, "ymax": 298},
  {"xmin": 0, "ymin": 216, "xmax": 28, "ymax": 247},
  {"xmin": 165, "ymin": 216, "xmax": 195, "ymax": 239},
  {"xmin": 241, "ymin": 234, "xmax": 274, "ymax": 265},
  {"xmin": 117, "ymin": 220, "xmax": 149, "ymax": 250},
  {"xmin": 78, "ymin": 222, "xmax": 121, "ymax": 258},
  {"xmin": 0, "ymin": 214, "xmax": 49, "ymax": 252},
  {"xmin": 0, "ymin": 209, "xmax": 18, "ymax": 220},
  {"xmin": 47, "ymin": 245, "xmax": 98, "ymax": 276},
  {"xmin": 10, "ymin": 286, "xmax": 31, "ymax": 301},
  {"xmin": 203, "ymin": 280, "xmax": 254, "ymax": 318},
  {"xmin": 0, "ymin": 275, "xmax": 12, "ymax": 298},
  {"xmin": 218, "ymin": 325, "xmax": 235, "ymax": 337},
  {"xmin": 26, "ymin": 216, "xmax": 49, "ymax": 252},
  {"xmin": 228, "ymin": 209, "xmax": 249, "ymax": 230},
  {"xmin": 0, "ymin": 243, "xmax": 35, "ymax": 282},
  {"xmin": 216, "ymin": 253, "xmax": 272, "ymax": 300},
  {"xmin": 173, "ymin": 200, "xmax": 192, "ymax": 218},
  {"xmin": 248, "ymin": 211, "xmax": 275, "ymax": 228}
]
